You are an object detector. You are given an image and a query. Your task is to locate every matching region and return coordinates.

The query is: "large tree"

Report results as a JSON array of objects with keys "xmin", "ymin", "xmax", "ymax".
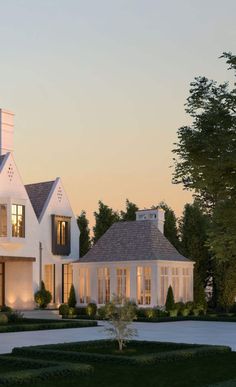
[
  {"xmin": 93, "ymin": 201, "xmax": 120, "ymax": 243},
  {"xmin": 120, "ymin": 199, "xmax": 139, "ymax": 221},
  {"xmin": 77, "ymin": 210, "xmax": 91, "ymax": 257},
  {"xmin": 179, "ymin": 201, "xmax": 210, "ymax": 305},
  {"xmin": 172, "ymin": 52, "xmax": 236, "ymax": 309}
]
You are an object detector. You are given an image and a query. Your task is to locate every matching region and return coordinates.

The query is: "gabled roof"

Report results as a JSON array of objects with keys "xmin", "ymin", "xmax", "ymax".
[
  {"xmin": 80, "ymin": 220, "xmax": 191, "ymax": 263},
  {"xmin": 25, "ymin": 180, "xmax": 55, "ymax": 219}
]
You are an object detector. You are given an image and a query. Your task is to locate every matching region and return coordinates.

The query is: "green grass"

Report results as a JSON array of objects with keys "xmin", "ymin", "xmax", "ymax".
[{"xmin": 9, "ymin": 352, "xmax": 236, "ymax": 387}]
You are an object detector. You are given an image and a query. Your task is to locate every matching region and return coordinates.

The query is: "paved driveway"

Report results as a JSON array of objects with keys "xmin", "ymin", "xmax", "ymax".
[{"xmin": 0, "ymin": 321, "xmax": 235, "ymax": 354}]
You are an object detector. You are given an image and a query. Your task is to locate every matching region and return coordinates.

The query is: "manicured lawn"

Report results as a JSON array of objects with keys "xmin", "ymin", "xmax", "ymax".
[{"xmin": 13, "ymin": 352, "xmax": 236, "ymax": 387}]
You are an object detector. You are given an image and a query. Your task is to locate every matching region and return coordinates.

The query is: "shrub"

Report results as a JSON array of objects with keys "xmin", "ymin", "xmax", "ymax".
[
  {"xmin": 68, "ymin": 307, "xmax": 77, "ymax": 316},
  {"xmin": 76, "ymin": 306, "xmax": 88, "ymax": 316},
  {"xmin": 185, "ymin": 301, "xmax": 194, "ymax": 313},
  {"xmin": 86, "ymin": 303, "xmax": 97, "ymax": 317},
  {"xmin": 68, "ymin": 285, "xmax": 77, "ymax": 308},
  {"xmin": 97, "ymin": 306, "xmax": 106, "ymax": 320},
  {"xmin": 34, "ymin": 281, "xmax": 52, "ymax": 309},
  {"xmin": 175, "ymin": 302, "xmax": 185, "ymax": 314},
  {"xmin": 169, "ymin": 309, "xmax": 178, "ymax": 317},
  {"xmin": 192, "ymin": 308, "xmax": 200, "ymax": 316},
  {"xmin": 0, "ymin": 313, "xmax": 8, "ymax": 324},
  {"xmin": 0, "ymin": 305, "xmax": 12, "ymax": 313},
  {"xmin": 165, "ymin": 286, "xmax": 175, "ymax": 311},
  {"xmin": 180, "ymin": 308, "xmax": 190, "ymax": 317},
  {"xmin": 136, "ymin": 308, "xmax": 147, "ymax": 319},
  {"xmin": 8, "ymin": 311, "xmax": 24, "ymax": 322},
  {"xmin": 59, "ymin": 304, "xmax": 69, "ymax": 316}
]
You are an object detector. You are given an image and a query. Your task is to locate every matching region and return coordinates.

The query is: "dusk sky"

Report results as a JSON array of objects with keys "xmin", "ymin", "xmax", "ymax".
[{"xmin": 0, "ymin": 0, "xmax": 236, "ymax": 225}]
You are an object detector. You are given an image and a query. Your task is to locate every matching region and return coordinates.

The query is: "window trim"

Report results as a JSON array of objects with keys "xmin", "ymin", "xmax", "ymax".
[{"xmin": 51, "ymin": 215, "xmax": 71, "ymax": 256}]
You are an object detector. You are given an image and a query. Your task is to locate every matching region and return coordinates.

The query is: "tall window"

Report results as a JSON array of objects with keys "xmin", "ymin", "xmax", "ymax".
[
  {"xmin": 160, "ymin": 267, "xmax": 169, "ymax": 305},
  {"xmin": 51, "ymin": 215, "xmax": 71, "ymax": 256},
  {"xmin": 44, "ymin": 264, "xmax": 55, "ymax": 303},
  {"xmin": 116, "ymin": 268, "xmax": 127, "ymax": 299},
  {"xmin": 172, "ymin": 268, "xmax": 180, "ymax": 301},
  {"xmin": 79, "ymin": 268, "xmax": 90, "ymax": 304},
  {"xmin": 183, "ymin": 268, "xmax": 190, "ymax": 302},
  {"xmin": 62, "ymin": 264, "xmax": 73, "ymax": 303},
  {"xmin": 57, "ymin": 221, "xmax": 67, "ymax": 245},
  {"xmin": 97, "ymin": 268, "xmax": 110, "ymax": 304},
  {"xmin": 0, "ymin": 205, "xmax": 7, "ymax": 237},
  {"xmin": 11, "ymin": 204, "xmax": 25, "ymax": 238},
  {"xmin": 137, "ymin": 266, "xmax": 151, "ymax": 305}
]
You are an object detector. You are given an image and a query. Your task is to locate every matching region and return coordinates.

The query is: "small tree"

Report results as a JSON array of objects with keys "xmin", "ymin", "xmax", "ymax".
[
  {"xmin": 104, "ymin": 296, "xmax": 137, "ymax": 351},
  {"xmin": 68, "ymin": 284, "xmax": 77, "ymax": 308},
  {"xmin": 165, "ymin": 286, "xmax": 175, "ymax": 311},
  {"xmin": 34, "ymin": 281, "xmax": 52, "ymax": 309}
]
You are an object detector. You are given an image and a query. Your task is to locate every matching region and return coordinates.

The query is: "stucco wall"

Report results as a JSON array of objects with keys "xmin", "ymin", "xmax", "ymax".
[{"xmin": 5, "ymin": 261, "xmax": 34, "ymax": 309}]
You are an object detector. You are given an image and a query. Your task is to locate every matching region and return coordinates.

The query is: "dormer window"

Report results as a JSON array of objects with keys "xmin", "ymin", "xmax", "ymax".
[
  {"xmin": 52, "ymin": 215, "xmax": 71, "ymax": 255},
  {"xmin": 0, "ymin": 204, "xmax": 7, "ymax": 237},
  {"xmin": 11, "ymin": 204, "xmax": 25, "ymax": 238}
]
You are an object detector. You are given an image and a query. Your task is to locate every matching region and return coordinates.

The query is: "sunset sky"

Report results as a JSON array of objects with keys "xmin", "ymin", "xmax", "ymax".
[{"xmin": 0, "ymin": 0, "xmax": 236, "ymax": 226}]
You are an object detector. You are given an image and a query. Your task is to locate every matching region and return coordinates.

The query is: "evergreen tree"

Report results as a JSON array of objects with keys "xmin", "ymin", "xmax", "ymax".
[
  {"xmin": 93, "ymin": 201, "xmax": 120, "ymax": 243},
  {"xmin": 179, "ymin": 201, "xmax": 210, "ymax": 305},
  {"xmin": 120, "ymin": 199, "xmax": 139, "ymax": 221},
  {"xmin": 77, "ymin": 211, "xmax": 91, "ymax": 257},
  {"xmin": 68, "ymin": 284, "xmax": 77, "ymax": 308},
  {"xmin": 152, "ymin": 202, "xmax": 179, "ymax": 249},
  {"xmin": 165, "ymin": 286, "xmax": 175, "ymax": 311}
]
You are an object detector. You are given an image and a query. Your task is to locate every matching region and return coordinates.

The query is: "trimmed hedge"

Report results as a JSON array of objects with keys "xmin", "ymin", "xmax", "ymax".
[
  {"xmin": 0, "ymin": 319, "xmax": 97, "ymax": 333},
  {"xmin": 12, "ymin": 341, "xmax": 231, "ymax": 366},
  {"xmin": 0, "ymin": 362, "xmax": 92, "ymax": 385},
  {"xmin": 206, "ymin": 380, "xmax": 236, "ymax": 387},
  {"xmin": 135, "ymin": 315, "xmax": 236, "ymax": 323}
]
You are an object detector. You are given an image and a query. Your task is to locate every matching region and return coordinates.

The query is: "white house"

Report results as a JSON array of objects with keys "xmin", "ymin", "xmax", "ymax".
[
  {"xmin": 74, "ymin": 209, "xmax": 194, "ymax": 307},
  {"xmin": 0, "ymin": 109, "xmax": 80, "ymax": 309},
  {"xmin": 0, "ymin": 107, "xmax": 194, "ymax": 310}
]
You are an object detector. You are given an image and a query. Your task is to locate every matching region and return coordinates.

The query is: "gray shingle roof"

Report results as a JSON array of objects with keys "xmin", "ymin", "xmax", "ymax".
[
  {"xmin": 25, "ymin": 181, "xmax": 55, "ymax": 219},
  {"xmin": 0, "ymin": 154, "xmax": 6, "ymax": 168},
  {"xmin": 80, "ymin": 220, "xmax": 191, "ymax": 263}
]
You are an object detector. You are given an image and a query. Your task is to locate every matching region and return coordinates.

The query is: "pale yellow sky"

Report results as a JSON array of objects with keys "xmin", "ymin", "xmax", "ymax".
[{"xmin": 1, "ymin": 1, "xmax": 235, "ymax": 226}]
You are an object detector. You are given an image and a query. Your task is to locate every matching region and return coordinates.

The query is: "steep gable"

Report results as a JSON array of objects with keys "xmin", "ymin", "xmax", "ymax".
[{"xmin": 25, "ymin": 181, "xmax": 55, "ymax": 220}]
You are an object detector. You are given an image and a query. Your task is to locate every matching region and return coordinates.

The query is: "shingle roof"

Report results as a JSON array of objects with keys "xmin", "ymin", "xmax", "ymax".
[
  {"xmin": 25, "ymin": 181, "xmax": 55, "ymax": 219},
  {"xmin": 80, "ymin": 220, "xmax": 191, "ymax": 263},
  {"xmin": 0, "ymin": 154, "xmax": 6, "ymax": 168}
]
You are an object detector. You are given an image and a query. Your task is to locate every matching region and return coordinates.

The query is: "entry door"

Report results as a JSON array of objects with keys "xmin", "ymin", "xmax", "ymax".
[{"xmin": 0, "ymin": 263, "xmax": 5, "ymax": 306}]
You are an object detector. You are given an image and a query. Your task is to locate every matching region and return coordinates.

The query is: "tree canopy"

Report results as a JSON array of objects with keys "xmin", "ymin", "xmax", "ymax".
[{"xmin": 77, "ymin": 210, "xmax": 91, "ymax": 257}]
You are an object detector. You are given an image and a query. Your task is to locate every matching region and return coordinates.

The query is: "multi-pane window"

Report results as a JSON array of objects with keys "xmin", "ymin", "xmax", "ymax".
[
  {"xmin": 44, "ymin": 264, "xmax": 55, "ymax": 302},
  {"xmin": 11, "ymin": 204, "xmax": 25, "ymax": 238},
  {"xmin": 97, "ymin": 268, "xmax": 110, "ymax": 304},
  {"xmin": 137, "ymin": 266, "xmax": 151, "ymax": 305},
  {"xmin": 116, "ymin": 268, "xmax": 127, "ymax": 299},
  {"xmin": 79, "ymin": 268, "xmax": 90, "ymax": 304},
  {"xmin": 62, "ymin": 264, "xmax": 73, "ymax": 303},
  {"xmin": 0, "ymin": 204, "xmax": 7, "ymax": 237},
  {"xmin": 160, "ymin": 267, "xmax": 169, "ymax": 305},
  {"xmin": 183, "ymin": 268, "xmax": 190, "ymax": 302},
  {"xmin": 172, "ymin": 268, "xmax": 180, "ymax": 301}
]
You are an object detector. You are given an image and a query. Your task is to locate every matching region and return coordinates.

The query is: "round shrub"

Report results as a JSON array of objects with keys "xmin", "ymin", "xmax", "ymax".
[
  {"xmin": 175, "ymin": 302, "xmax": 185, "ymax": 315},
  {"xmin": 97, "ymin": 306, "xmax": 106, "ymax": 320},
  {"xmin": 34, "ymin": 281, "xmax": 52, "ymax": 309},
  {"xmin": 0, "ymin": 313, "xmax": 8, "ymax": 325},
  {"xmin": 59, "ymin": 303, "xmax": 69, "ymax": 316},
  {"xmin": 145, "ymin": 308, "xmax": 157, "ymax": 319},
  {"xmin": 192, "ymin": 308, "xmax": 200, "ymax": 316},
  {"xmin": 0, "ymin": 305, "xmax": 12, "ymax": 313},
  {"xmin": 180, "ymin": 308, "xmax": 190, "ymax": 317},
  {"xmin": 68, "ymin": 307, "xmax": 77, "ymax": 316},
  {"xmin": 169, "ymin": 309, "xmax": 178, "ymax": 317},
  {"xmin": 86, "ymin": 303, "xmax": 97, "ymax": 318}
]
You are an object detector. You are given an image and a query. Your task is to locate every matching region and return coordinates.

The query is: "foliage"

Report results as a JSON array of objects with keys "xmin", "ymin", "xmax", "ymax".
[
  {"xmin": 104, "ymin": 296, "xmax": 137, "ymax": 351},
  {"xmin": 0, "ymin": 313, "xmax": 8, "ymax": 324},
  {"xmin": 34, "ymin": 281, "xmax": 52, "ymax": 309},
  {"xmin": 59, "ymin": 303, "xmax": 69, "ymax": 316},
  {"xmin": 77, "ymin": 210, "xmax": 91, "ymax": 257},
  {"xmin": 120, "ymin": 199, "xmax": 139, "ymax": 221},
  {"xmin": 172, "ymin": 52, "xmax": 236, "ymax": 309},
  {"xmin": 93, "ymin": 201, "xmax": 120, "ymax": 243},
  {"xmin": 179, "ymin": 201, "xmax": 210, "ymax": 306},
  {"xmin": 165, "ymin": 286, "xmax": 175, "ymax": 311},
  {"xmin": 68, "ymin": 284, "xmax": 77, "ymax": 308},
  {"xmin": 86, "ymin": 303, "xmax": 97, "ymax": 317}
]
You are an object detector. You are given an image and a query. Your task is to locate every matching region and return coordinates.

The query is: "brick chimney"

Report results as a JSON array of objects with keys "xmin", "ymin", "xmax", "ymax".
[
  {"xmin": 135, "ymin": 208, "xmax": 165, "ymax": 233},
  {"xmin": 0, "ymin": 109, "xmax": 14, "ymax": 156}
]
